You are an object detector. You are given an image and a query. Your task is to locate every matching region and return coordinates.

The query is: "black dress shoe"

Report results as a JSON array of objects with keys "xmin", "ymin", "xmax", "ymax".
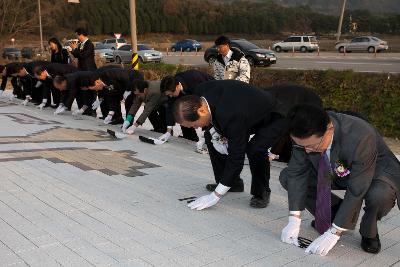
[
  {"xmin": 250, "ymin": 191, "xmax": 271, "ymax": 208},
  {"xmin": 361, "ymin": 234, "xmax": 381, "ymax": 254},
  {"xmin": 205, "ymin": 182, "xmax": 244, "ymax": 193}
]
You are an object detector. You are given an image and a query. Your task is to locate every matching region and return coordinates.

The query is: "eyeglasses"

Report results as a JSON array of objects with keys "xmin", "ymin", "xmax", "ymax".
[{"xmin": 292, "ymin": 133, "xmax": 325, "ymax": 152}]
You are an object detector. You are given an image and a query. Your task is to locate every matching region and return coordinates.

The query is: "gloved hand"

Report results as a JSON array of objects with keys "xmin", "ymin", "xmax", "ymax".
[
  {"xmin": 158, "ymin": 132, "xmax": 171, "ymax": 142},
  {"xmin": 121, "ymin": 120, "xmax": 131, "ymax": 133},
  {"xmin": 281, "ymin": 216, "xmax": 301, "ymax": 246},
  {"xmin": 103, "ymin": 114, "xmax": 113, "ymax": 124},
  {"xmin": 268, "ymin": 147, "xmax": 279, "ymax": 161},
  {"xmin": 188, "ymin": 183, "xmax": 230, "ymax": 211},
  {"xmin": 22, "ymin": 95, "xmax": 32, "ymax": 106},
  {"xmin": 0, "ymin": 90, "xmax": 3, "ymax": 97},
  {"xmin": 209, "ymin": 127, "xmax": 229, "ymax": 155},
  {"xmin": 305, "ymin": 228, "xmax": 340, "ymax": 256},
  {"xmin": 54, "ymin": 105, "xmax": 66, "ymax": 115},
  {"xmin": 37, "ymin": 102, "xmax": 46, "ymax": 110},
  {"xmin": 123, "ymin": 90, "xmax": 131, "ymax": 100},
  {"xmin": 35, "ymin": 81, "xmax": 42, "ymax": 88},
  {"xmin": 92, "ymin": 99, "xmax": 102, "ymax": 110},
  {"xmin": 126, "ymin": 125, "xmax": 137, "ymax": 135},
  {"xmin": 9, "ymin": 94, "xmax": 15, "ymax": 101},
  {"xmin": 72, "ymin": 108, "xmax": 84, "ymax": 116}
]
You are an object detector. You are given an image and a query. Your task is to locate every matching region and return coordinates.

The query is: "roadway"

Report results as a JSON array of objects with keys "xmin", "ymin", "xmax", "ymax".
[{"xmin": 162, "ymin": 52, "xmax": 400, "ymax": 73}]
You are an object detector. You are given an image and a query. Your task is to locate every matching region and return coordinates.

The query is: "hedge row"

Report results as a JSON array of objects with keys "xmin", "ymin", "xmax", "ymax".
[{"xmin": 138, "ymin": 63, "xmax": 400, "ymax": 138}]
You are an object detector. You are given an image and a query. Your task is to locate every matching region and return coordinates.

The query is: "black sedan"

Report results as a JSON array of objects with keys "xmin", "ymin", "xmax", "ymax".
[{"xmin": 204, "ymin": 39, "xmax": 276, "ymax": 67}]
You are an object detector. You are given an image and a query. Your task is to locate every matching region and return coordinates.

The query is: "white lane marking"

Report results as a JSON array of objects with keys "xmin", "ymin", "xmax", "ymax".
[{"xmin": 316, "ymin": 61, "xmax": 393, "ymax": 65}]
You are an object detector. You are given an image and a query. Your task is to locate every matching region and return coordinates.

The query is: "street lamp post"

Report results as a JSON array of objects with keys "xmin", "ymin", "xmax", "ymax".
[
  {"xmin": 336, "ymin": 0, "xmax": 347, "ymax": 42},
  {"xmin": 38, "ymin": 0, "xmax": 44, "ymax": 54}
]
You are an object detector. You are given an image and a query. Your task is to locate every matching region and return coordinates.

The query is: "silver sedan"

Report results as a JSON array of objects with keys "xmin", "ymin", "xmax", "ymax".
[
  {"xmin": 113, "ymin": 44, "xmax": 163, "ymax": 64},
  {"xmin": 335, "ymin": 36, "xmax": 389, "ymax": 53}
]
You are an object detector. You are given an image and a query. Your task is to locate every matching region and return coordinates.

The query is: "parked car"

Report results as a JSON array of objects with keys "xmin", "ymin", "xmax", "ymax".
[
  {"xmin": 2, "ymin": 47, "xmax": 21, "ymax": 60},
  {"xmin": 171, "ymin": 39, "xmax": 202, "ymax": 52},
  {"xmin": 113, "ymin": 44, "xmax": 163, "ymax": 64},
  {"xmin": 101, "ymin": 38, "xmax": 127, "ymax": 50},
  {"xmin": 203, "ymin": 39, "xmax": 276, "ymax": 67},
  {"xmin": 272, "ymin": 35, "xmax": 319, "ymax": 52},
  {"xmin": 21, "ymin": 47, "xmax": 34, "ymax": 59},
  {"xmin": 334, "ymin": 36, "xmax": 388, "ymax": 53},
  {"xmin": 94, "ymin": 42, "xmax": 114, "ymax": 63}
]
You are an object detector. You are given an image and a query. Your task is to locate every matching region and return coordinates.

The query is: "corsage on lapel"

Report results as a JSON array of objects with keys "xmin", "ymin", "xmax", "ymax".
[{"xmin": 330, "ymin": 160, "xmax": 350, "ymax": 181}]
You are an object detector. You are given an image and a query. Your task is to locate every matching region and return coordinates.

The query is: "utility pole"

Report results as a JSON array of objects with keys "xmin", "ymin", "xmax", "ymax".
[
  {"xmin": 129, "ymin": 0, "xmax": 139, "ymax": 69},
  {"xmin": 129, "ymin": 0, "xmax": 138, "ymax": 53},
  {"xmin": 38, "ymin": 0, "xmax": 44, "ymax": 53},
  {"xmin": 336, "ymin": 0, "xmax": 347, "ymax": 42}
]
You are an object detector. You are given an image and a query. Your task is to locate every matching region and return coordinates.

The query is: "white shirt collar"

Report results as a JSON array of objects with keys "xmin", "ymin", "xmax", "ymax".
[{"xmin": 223, "ymin": 49, "xmax": 233, "ymax": 64}]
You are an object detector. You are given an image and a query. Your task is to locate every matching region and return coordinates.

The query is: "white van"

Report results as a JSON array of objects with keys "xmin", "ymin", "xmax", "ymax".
[{"xmin": 272, "ymin": 36, "xmax": 319, "ymax": 52}]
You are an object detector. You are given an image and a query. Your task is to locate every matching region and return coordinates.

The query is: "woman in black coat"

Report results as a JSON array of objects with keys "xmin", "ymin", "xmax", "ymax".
[{"xmin": 48, "ymin": 37, "xmax": 69, "ymax": 64}]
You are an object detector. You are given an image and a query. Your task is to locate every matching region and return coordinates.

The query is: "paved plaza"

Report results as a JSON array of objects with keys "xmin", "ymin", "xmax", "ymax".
[{"xmin": 0, "ymin": 93, "xmax": 399, "ymax": 267}]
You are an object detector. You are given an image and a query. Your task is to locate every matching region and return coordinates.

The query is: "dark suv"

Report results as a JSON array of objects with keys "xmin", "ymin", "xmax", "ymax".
[
  {"xmin": 203, "ymin": 39, "xmax": 276, "ymax": 67},
  {"xmin": 2, "ymin": 47, "xmax": 21, "ymax": 60}
]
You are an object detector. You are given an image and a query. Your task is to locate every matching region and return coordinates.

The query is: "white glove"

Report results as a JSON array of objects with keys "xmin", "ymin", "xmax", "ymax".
[
  {"xmin": 126, "ymin": 125, "xmax": 137, "ymax": 135},
  {"xmin": 54, "ymin": 105, "xmax": 66, "ymax": 115},
  {"xmin": 37, "ymin": 102, "xmax": 46, "ymax": 110},
  {"xmin": 35, "ymin": 81, "xmax": 42, "ymax": 88},
  {"xmin": 158, "ymin": 132, "xmax": 171, "ymax": 142},
  {"xmin": 281, "ymin": 216, "xmax": 301, "ymax": 246},
  {"xmin": 22, "ymin": 95, "xmax": 32, "ymax": 106},
  {"xmin": 305, "ymin": 228, "xmax": 340, "ymax": 256},
  {"xmin": 209, "ymin": 127, "xmax": 228, "ymax": 155},
  {"xmin": 123, "ymin": 91, "xmax": 131, "ymax": 100},
  {"xmin": 9, "ymin": 94, "xmax": 15, "ymax": 101},
  {"xmin": 212, "ymin": 141, "xmax": 228, "ymax": 155},
  {"xmin": 72, "ymin": 108, "xmax": 84, "ymax": 116},
  {"xmin": 0, "ymin": 90, "xmax": 3, "ymax": 97},
  {"xmin": 268, "ymin": 147, "xmax": 279, "ymax": 161},
  {"xmin": 104, "ymin": 114, "xmax": 113, "ymax": 124},
  {"xmin": 121, "ymin": 120, "xmax": 131, "ymax": 133},
  {"xmin": 188, "ymin": 183, "xmax": 230, "ymax": 211},
  {"xmin": 92, "ymin": 99, "xmax": 102, "ymax": 110}
]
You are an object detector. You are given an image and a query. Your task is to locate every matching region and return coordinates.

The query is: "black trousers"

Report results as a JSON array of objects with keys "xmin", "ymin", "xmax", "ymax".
[
  {"xmin": 147, "ymin": 105, "xmax": 167, "ymax": 133},
  {"xmin": 205, "ymin": 114, "xmax": 286, "ymax": 196},
  {"xmin": 11, "ymin": 77, "xmax": 24, "ymax": 99},
  {"xmin": 180, "ymin": 126, "xmax": 199, "ymax": 142},
  {"xmin": 280, "ymin": 171, "xmax": 398, "ymax": 238},
  {"xmin": 100, "ymin": 96, "xmax": 123, "ymax": 122}
]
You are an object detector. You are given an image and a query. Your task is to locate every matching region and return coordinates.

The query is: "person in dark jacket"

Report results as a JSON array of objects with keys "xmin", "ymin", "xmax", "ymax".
[
  {"xmin": 70, "ymin": 28, "xmax": 97, "ymax": 71},
  {"xmin": 79, "ymin": 68, "xmax": 141, "ymax": 124},
  {"xmin": 33, "ymin": 63, "xmax": 78, "ymax": 109},
  {"xmin": 4, "ymin": 61, "xmax": 51, "ymax": 105},
  {"xmin": 158, "ymin": 69, "xmax": 214, "ymax": 144},
  {"xmin": 173, "ymin": 80, "xmax": 287, "ymax": 210},
  {"xmin": 0, "ymin": 64, "xmax": 24, "ymax": 99},
  {"xmin": 49, "ymin": 37, "xmax": 69, "ymax": 64},
  {"xmin": 53, "ymin": 71, "xmax": 94, "ymax": 115}
]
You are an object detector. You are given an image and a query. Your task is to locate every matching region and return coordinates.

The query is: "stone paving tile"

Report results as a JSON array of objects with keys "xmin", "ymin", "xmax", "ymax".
[{"xmin": 0, "ymin": 100, "xmax": 398, "ymax": 266}]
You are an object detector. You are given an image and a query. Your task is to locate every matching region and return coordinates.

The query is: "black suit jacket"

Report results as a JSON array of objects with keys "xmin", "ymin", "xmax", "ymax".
[
  {"xmin": 42, "ymin": 63, "xmax": 79, "ymax": 100},
  {"xmin": 166, "ymin": 70, "xmax": 214, "ymax": 126},
  {"xmin": 71, "ymin": 39, "xmax": 97, "ymax": 71},
  {"xmin": 61, "ymin": 71, "xmax": 93, "ymax": 108},
  {"xmin": 193, "ymin": 80, "xmax": 279, "ymax": 186}
]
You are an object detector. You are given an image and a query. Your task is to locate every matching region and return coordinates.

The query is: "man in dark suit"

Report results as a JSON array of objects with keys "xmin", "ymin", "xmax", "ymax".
[
  {"xmin": 33, "ymin": 63, "xmax": 78, "ymax": 109},
  {"xmin": 172, "ymin": 80, "xmax": 286, "ymax": 209},
  {"xmin": 280, "ymin": 104, "xmax": 399, "ymax": 255},
  {"xmin": 53, "ymin": 71, "xmax": 94, "ymax": 115},
  {"xmin": 79, "ymin": 67, "xmax": 142, "ymax": 124},
  {"xmin": 1, "ymin": 64, "xmax": 24, "ymax": 99},
  {"xmin": 70, "ymin": 28, "xmax": 97, "ymax": 71},
  {"xmin": 158, "ymin": 69, "xmax": 214, "ymax": 143},
  {"xmin": 4, "ymin": 61, "xmax": 51, "ymax": 105}
]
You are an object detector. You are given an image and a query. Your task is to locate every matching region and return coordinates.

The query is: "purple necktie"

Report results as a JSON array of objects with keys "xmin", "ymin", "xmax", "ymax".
[{"xmin": 315, "ymin": 151, "xmax": 331, "ymax": 234}]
